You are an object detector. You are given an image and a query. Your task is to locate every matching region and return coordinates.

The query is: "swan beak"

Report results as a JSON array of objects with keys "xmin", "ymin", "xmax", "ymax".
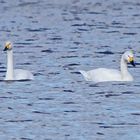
[
  {"xmin": 128, "ymin": 56, "xmax": 135, "ymax": 67},
  {"xmin": 3, "ymin": 42, "xmax": 12, "ymax": 51},
  {"xmin": 3, "ymin": 47, "xmax": 8, "ymax": 51},
  {"xmin": 130, "ymin": 60, "xmax": 135, "ymax": 67}
]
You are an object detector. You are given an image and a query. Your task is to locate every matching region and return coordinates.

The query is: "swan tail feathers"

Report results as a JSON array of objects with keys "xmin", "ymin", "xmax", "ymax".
[{"xmin": 79, "ymin": 70, "xmax": 91, "ymax": 81}]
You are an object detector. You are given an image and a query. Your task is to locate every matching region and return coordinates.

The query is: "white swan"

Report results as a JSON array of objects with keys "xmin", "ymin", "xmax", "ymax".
[
  {"xmin": 79, "ymin": 51, "xmax": 135, "ymax": 82},
  {"xmin": 3, "ymin": 41, "xmax": 34, "ymax": 81}
]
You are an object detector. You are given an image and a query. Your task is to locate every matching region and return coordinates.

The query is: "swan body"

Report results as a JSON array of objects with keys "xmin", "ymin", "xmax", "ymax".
[
  {"xmin": 4, "ymin": 41, "xmax": 34, "ymax": 81},
  {"xmin": 79, "ymin": 51, "xmax": 135, "ymax": 82}
]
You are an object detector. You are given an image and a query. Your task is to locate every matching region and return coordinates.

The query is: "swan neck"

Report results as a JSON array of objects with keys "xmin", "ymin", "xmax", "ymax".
[
  {"xmin": 6, "ymin": 50, "xmax": 14, "ymax": 80},
  {"xmin": 120, "ymin": 56, "xmax": 128, "ymax": 78}
]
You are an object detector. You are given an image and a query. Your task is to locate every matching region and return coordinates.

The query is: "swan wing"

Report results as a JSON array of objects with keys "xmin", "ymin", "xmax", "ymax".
[{"xmin": 14, "ymin": 69, "xmax": 34, "ymax": 80}]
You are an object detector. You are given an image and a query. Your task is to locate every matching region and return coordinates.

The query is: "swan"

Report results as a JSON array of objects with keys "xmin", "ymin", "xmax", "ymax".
[
  {"xmin": 79, "ymin": 51, "xmax": 135, "ymax": 82},
  {"xmin": 3, "ymin": 41, "xmax": 34, "ymax": 81}
]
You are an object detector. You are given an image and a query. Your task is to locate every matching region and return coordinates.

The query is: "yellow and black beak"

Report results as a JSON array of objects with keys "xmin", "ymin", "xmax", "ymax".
[
  {"xmin": 3, "ymin": 43, "xmax": 11, "ymax": 51},
  {"xmin": 130, "ymin": 60, "xmax": 135, "ymax": 67},
  {"xmin": 129, "ymin": 57, "xmax": 135, "ymax": 67},
  {"xmin": 3, "ymin": 47, "xmax": 8, "ymax": 51}
]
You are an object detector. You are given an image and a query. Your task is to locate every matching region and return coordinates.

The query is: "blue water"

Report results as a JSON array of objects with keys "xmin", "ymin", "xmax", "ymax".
[{"xmin": 0, "ymin": 0, "xmax": 140, "ymax": 139}]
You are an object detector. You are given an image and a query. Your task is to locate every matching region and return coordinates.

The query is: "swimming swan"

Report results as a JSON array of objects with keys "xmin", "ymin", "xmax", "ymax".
[
  {"xmin": 79, "ymin": 51, "xmax": 135, "ymax": 82},
  {"xmin": 3, "ymin": 41, "xmax": 34, "ymax": 81}
]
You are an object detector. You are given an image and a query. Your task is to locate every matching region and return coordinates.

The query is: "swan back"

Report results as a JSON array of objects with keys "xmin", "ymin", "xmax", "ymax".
[{"xmin": 14, "ymin": 69, "xmax": 34, "ymax": 80}]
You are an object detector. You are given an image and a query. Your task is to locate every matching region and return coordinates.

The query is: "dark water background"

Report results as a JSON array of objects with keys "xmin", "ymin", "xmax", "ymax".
[{"xmin": 0, "ymin": 0, "xmax": 140, "ymax": 139}]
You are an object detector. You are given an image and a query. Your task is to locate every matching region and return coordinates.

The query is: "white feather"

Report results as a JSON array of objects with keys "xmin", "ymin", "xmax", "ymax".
[
  {"xmin": 4, "ymin": 42, "xmax": 34, "ymax": 81},
  {"xmin": 79, "ymin": 51, "xmax": 135, "ymax": 82}
]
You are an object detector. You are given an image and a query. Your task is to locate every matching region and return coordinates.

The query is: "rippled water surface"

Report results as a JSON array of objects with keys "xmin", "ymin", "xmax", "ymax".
[{"xmin": 0, "ymin": 0, "xmax": 140, "ymax": 139}]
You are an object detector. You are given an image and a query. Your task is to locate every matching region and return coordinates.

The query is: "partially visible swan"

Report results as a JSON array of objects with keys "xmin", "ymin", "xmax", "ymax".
[
  {"xmin": 79, "ymin": 51, "xmax": 135, "ymax": 82},
  {"xmin": 3, "ymin": 41, "xmax": 34, "ymax": 81}
]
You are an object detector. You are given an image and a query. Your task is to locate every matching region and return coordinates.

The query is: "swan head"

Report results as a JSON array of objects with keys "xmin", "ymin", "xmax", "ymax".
[
  {"xmin": 3, "ymin": 41, "xmax": 12, "ymax": 51},
  {"xmin": 123, "ymin": 50, "xmax": 135, "ymax": 67}
]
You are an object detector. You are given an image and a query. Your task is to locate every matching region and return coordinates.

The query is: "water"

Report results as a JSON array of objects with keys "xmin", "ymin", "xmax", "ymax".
[{"xmin": 0, "ymin": 0, "xmax": 140, "ymax": 139}]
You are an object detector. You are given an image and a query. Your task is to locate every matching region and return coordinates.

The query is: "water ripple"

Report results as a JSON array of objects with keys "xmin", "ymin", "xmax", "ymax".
[{"xmin": 0, "ymin": 0, "xmax": 140, "ymax": 139}]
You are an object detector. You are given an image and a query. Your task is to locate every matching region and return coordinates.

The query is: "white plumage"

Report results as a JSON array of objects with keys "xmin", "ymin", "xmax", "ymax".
[
  {"xmin": 79, "ymin": 51, "xmax": 135, "ymax": 82},
  {"xmin": 4, "ymin": 41, "xmax": 34, "ymax": 81}
]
